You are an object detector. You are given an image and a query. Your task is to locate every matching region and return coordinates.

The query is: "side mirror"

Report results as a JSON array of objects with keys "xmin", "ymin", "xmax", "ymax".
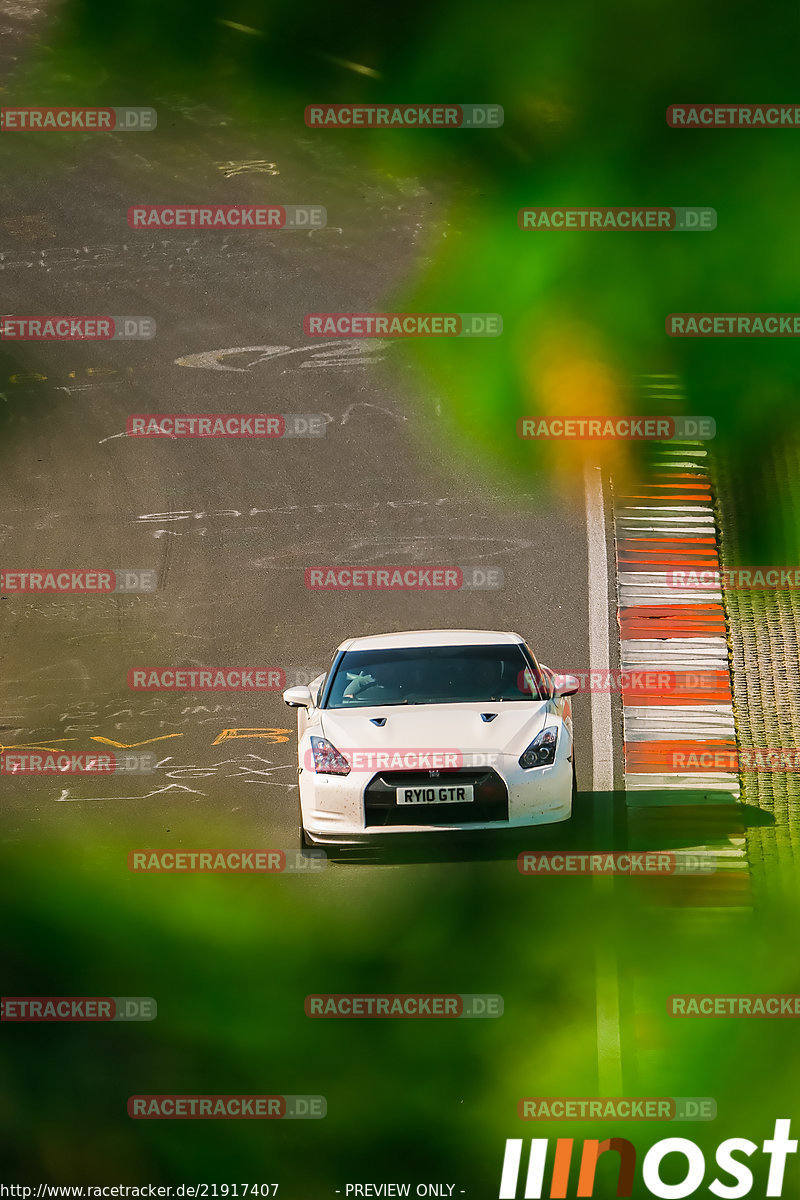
[
  {"xmin": 552, "ymin": 673, "xmax": 580, "ymax": 698},
  {"xmin": 283, "ymin": 685, "xmax": 313, "ymax": 709}
]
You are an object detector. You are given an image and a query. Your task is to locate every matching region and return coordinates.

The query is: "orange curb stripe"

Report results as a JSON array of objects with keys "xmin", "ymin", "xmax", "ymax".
[
  {"xmin": 618, "ymin": 483, "xmax": 712, "ymax": 493},
  {"xmin": 617, "ymin": 535, "xmax": 721, "ymax": 571},
  {"xmin": 619, "ymin": 540, "xmax": 718, "ymax": 549},
  {"xmin": 618, "ymin": 553, "xmax": 717, "ymax": 563},
  {"xmin": 619, "ymin": 605, "xmax": 727, "ymax": 638},
  {"xmin": 621, "ymin": 671, "xmax": 731, "ymax": 705},
  {"xmin": 618, "ymin": 558, "xmax": 720, "ymax": 569},
  {"xmin": 625, "ymin": 740, "xmax": 737, "ymax": 771},
  {"xmin": 622, "ymin": 688, "xmax": 732, "ymax": 705},
  {"xmin": 618, "ymin": 482, "xmax": 712, "ymax": 490},
  {"xmin": 617, "ymin": 494, "xmax": 714, "ymax": 503}
]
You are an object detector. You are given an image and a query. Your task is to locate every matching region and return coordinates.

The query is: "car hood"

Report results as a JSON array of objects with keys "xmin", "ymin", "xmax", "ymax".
[{"xmin": 318, "ymin": 702, "xmax": 555, "ymax": 760}]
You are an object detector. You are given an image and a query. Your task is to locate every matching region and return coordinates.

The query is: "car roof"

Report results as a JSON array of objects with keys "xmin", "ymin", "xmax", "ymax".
[{"xmin": 337, "ymin": 629, "xmax": 525, "ymax": 652}]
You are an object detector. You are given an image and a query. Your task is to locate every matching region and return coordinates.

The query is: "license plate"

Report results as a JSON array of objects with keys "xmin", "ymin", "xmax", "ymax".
[{"xmin": 396, "ymin": 784, "xmax": 474, "ymax": 805}]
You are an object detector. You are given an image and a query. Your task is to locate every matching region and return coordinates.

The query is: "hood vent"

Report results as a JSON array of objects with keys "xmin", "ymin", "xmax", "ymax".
[
  {"xmin": 480, "ymin": 713, "xmax": 498, "ymax": 723},
  {"xmin": 370, "ymin": 717, "xmax": 387, "ymax": 727}
]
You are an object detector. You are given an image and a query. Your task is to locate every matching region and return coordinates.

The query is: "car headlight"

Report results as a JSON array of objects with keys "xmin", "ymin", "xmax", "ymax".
[
  {"xmin": 519, "ymin": 727, "xmax": 558, "ymax": 769},
  {"xmin": 310, "ymin": 735, "xmax": 351, "ymax": 776}
]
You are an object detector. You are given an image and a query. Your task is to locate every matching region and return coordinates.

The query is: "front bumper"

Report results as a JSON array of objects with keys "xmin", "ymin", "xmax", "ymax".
[{"xmin": 298, "ymin": 749, "xmax": 573, "ymax": 846}]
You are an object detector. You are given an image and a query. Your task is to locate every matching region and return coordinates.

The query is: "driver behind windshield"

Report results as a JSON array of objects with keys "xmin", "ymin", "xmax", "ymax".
[{"xmin": 342, "ymin": 658, "xmax": 407, "ymax": 703}]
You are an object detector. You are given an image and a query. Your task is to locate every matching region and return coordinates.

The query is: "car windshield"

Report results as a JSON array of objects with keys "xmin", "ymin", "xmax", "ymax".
[{"xmin": 323, "ymin": 643, "xmax": 548, "ymax": 708}]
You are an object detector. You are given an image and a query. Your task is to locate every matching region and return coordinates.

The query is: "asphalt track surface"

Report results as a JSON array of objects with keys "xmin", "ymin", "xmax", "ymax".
[{"xmin": 0, "ymin": 67, "xmax": 621, "ymax": 859}]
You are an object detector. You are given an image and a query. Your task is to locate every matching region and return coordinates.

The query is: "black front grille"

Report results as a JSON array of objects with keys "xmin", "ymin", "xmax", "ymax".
[{"xmin": 364, "ymin": 768, "xmax": 509, "ymax": 827}]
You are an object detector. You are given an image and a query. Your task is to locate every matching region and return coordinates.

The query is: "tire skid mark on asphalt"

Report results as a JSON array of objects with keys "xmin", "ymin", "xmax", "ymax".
[
  {"xmin": 173, "ymin": 340, "xmax": 396, "ymax": 373},
  {"xmin": 16, "ymin": 498, "xmax": 501, "ymax": 528},
  {"xmin": 129, "ymin": 495, "xmax": 541, "ymax": 528}
]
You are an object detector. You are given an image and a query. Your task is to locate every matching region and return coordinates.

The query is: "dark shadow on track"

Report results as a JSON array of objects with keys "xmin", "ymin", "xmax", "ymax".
[{"xmin": 320, "ymin": 787, "xmax": 625, "ymax": 865}]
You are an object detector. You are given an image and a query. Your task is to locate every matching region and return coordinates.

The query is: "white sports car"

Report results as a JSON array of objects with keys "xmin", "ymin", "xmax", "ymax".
[{"xmin": 283, "ymin": 629, "xmax": 579, "ymax": 848}]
